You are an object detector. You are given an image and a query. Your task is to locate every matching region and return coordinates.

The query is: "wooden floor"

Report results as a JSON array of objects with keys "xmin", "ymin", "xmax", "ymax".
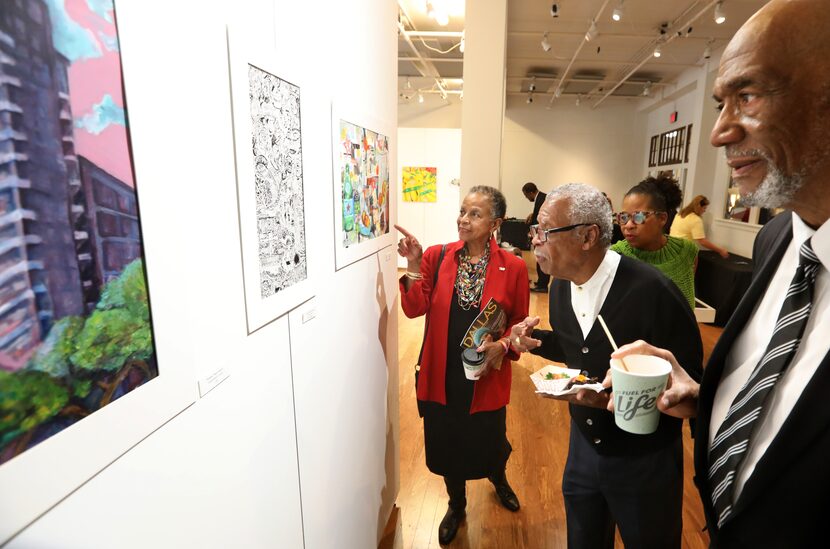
[{"xmin": 391, "ymin": 252, "xmax": 721, "ymax": 548}]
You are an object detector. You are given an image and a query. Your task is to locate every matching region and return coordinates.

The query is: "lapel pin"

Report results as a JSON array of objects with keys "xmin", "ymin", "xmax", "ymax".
[{"xmin": 499, "ymin": 267, "xmax": 506, "ymax": 271}]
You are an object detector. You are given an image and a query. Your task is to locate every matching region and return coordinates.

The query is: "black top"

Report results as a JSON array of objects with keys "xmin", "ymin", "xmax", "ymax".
[
  {"xmin": 531, "ymin": 255, "xmax": 703, "ymax": 456},
  {"xmin": 421, "ymin": 290, "xmax": 511, "ymax": 479},
  {"xmin": 530, "ymin": 191, "xmax": 546, "ymax": 225},
  {"xmin": 444, "ymin": 291, "xmax": 479, "ymax": 412}
]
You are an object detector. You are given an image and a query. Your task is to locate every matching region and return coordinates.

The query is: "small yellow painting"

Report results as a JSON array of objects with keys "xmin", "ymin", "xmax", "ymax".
[{"xmin": 402, "ymin": 167, "xmax": 437, "ymax": 202}]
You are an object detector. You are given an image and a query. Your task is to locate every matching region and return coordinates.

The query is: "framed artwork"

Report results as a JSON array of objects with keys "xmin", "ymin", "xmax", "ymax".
[
  {"xmin": 332, "ymin": 107, "xmax": 395, "ymax": 270},
  {"xmin": 227, "ymin": 28, "xmax": 315, "ymax": 334},
  {"xmin": 0, "ymin": 0, "xmax": 193, "ymax": 542},
  {"xmin": 402, "ymin": 167, "xmax": 437, "ymax": 202}
]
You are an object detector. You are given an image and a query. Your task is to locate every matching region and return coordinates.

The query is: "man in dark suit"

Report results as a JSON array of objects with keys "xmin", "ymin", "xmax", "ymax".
[
  {"xmin": 510, "ymin": 183, "xmax": 702, "ymax": 548},
  {"xmin": 522, "ymin": 182, "xmax": 550, "ymax": 291},
  {"xmin": 613, "ymin": 1, "xmax": 830, "ymax": 545}
]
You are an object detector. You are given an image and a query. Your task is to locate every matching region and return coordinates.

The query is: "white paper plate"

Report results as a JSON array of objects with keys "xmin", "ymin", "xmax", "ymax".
[{"xmin": 530, "ymin": 365, "xmax": 605, "ymax": 396}]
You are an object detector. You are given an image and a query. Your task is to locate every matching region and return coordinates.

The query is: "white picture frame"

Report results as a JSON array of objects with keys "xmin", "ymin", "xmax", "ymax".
[
  {"xmin": 0, "ymin": 104, "xmax": 195, "ymax": 547},
  {"xmin": 331, "ymin": 105, "xmax": 396, "ymax": 271},
  {"xmin": 227, "ymin": 27, "xmax": 316, "ymax": 334}
]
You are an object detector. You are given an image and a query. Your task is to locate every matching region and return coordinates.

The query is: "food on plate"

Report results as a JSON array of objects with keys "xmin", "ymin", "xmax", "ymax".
[
  {"xmin": 544, "ymin": 371, "xmax": 571, "ymax": 380},
  {"xmin": 563, "ymin": 371, "xmax": 600, "ymax": 391}
]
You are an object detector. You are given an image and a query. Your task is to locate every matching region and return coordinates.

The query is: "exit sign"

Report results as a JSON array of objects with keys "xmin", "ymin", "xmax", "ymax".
[{"xmin": 670, "ymin": 111, "xmax": 678, "ymax": 123}]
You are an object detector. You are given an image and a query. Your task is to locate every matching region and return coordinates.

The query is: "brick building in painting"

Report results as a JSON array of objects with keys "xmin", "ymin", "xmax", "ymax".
[{"xmin": 0, "ymin": 0, "xmax": 141, "ymax": 370}]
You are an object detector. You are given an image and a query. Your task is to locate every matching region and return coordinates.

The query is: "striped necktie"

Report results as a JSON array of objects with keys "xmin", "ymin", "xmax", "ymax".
[{"xmin": 708, "ymin": 237, "xmax": 820, "ymax": 528}]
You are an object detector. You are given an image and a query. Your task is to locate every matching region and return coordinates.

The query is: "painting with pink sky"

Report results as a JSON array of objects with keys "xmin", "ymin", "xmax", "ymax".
[
  {"xmin": 54, "ymin": 0, "xmax": 133, "ymax": 186},
  {"xmin": 0, "ymin": 0, "xmax": 158, "ymax": 465}
]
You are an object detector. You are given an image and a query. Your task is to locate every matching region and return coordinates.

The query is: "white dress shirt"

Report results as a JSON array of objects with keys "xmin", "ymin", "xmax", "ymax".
[
  {"xmin": 709, "ymin": 212, "xmax": 830, "ymax": 501},
  {"xmin": 571, "ymin": 250, "xmax": 621, "ymax": 339}
]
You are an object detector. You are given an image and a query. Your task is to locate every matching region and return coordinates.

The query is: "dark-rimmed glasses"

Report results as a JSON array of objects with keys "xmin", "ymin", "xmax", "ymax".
[
  {"xmin": 616, "ymin": 211, "xmax": 660, "ymax": 225},
  {"xmin": 530, "ymin": 223, "xmax": 594, "ymax": 243}
]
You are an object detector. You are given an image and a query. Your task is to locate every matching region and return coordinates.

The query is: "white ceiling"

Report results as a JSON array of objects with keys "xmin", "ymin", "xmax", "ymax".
[{"xmin": 398, "ymin": 0, "xmax": 769, "ymax": 107}]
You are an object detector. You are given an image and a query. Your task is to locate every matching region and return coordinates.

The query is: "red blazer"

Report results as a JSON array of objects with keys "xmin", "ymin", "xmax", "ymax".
[{"xmin": 400, "ymin": 237, "xmax": 530, "ymax": 413}]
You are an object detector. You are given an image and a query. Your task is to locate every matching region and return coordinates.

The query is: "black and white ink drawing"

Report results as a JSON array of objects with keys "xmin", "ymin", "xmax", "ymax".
[{"xmin": 248, "ymin": 64, "xmax": 307, "ymax": 299}]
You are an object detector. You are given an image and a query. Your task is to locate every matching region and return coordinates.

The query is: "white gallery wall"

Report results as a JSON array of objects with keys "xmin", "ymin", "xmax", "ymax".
[
  {"xmin": 8, "ymin": 0, "xmax": 399, "ymax": 548},
  {"xmin": 396, "ymin": 128, "xmax": 462, "ymax": 268},
  {"xmin": 501, "ymin": 97, "xmax": 646, "ymax": 218}
]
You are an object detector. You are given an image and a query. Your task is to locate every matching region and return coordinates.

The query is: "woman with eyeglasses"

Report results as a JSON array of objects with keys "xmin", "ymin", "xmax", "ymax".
[
  {"xmin": 610, "ymin": 175, "xmax": 698, "ymax": 308},
  {"xmin": 670, "ymin": 195, "xmax": 730, "ymax": 259},
  {"xmin": 395, "ymin": 185, "xmax": 529, "ymax": 545}
]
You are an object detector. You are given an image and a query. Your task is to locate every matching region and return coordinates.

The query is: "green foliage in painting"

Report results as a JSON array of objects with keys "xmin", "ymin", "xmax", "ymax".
[
  {"xmin": 0, "ymin": 370, "xmax": 69, "ymax": 446},
  {"xmin": 71, "ymin": 260, "xmax": 154, "ymax": 372}
]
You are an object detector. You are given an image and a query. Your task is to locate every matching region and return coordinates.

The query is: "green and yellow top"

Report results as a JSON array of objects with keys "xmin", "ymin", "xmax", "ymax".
[{"xmin": 611, "ymin": 236, "xmax": 698, "ymax": 309}]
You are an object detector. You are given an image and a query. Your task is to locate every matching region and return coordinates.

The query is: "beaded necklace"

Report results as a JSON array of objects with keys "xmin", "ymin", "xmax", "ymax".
[{"xmin": 455, "ymin": 244, "xmax": 490, "ymax": 310}]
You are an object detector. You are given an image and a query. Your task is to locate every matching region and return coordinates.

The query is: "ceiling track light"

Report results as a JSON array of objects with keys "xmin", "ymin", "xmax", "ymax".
[
  {"xmin": 575, "ymin": 95, "xmax": 581, "ymax": 107},
  {"xmin": 554, "ymin": 88, "xmax": 562, "ymax": 99},
  {"xmin": 585, "ymin": 20, "xmax": 599, "ymax": 42},
  {"xmin": 703, "ymin": 40, "xmax": 713, "ymax": 60},
  {"xmin": 426, "ymin": 1, "xmax": 449, "ymax": 26},
  {"xmin": 642, "ymin": 81, "xmax": 652, "ymax": 97},
  {"xmin": 541, "ymin": 31, "xmax": 552, "ymax": 52},
  {"xmin": 612, "ymin": 1, "xmax": 624, "ymax": 22},
  {"xmin": 714, "ymin": 1, "xmax": 726, "ymax": 24},
  {"xmin": 527, "ymin": 93, "xmax": 533, "ymax": 104},
  {"xmin": 653, "ymin": 44, "xmax": 662, "ymax": 58},
  {"xmin": 406, "ymin": 77, "xmax": 412, "ymax": 90},
  {"xmin": 418, "ymin": 92, "xmax": 424, "ymax": 104},
  {"xmin": 529, "ymin": 76, "xmax": 537, "ymax": 92}
]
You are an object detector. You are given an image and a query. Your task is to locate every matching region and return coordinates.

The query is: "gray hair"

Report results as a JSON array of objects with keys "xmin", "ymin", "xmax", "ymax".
[
  {"xmin": 545, "ymin": 183, "xmax": 613, "ymax": 248},
  {"xmin": 468, "ymin": 185, "xmax": 507, "ymax": 220}
]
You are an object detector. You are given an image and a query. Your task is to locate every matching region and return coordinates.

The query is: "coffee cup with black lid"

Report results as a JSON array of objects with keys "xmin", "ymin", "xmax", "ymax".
[{"xmin": 461, "ymin": 348, "xmax": 486, "ymax": 380}]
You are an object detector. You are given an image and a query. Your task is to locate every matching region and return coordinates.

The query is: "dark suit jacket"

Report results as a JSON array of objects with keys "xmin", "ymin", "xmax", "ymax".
[
  {"xmin": 531, "ymin": 255, "xmax": 703, "ymax": 455},
  {"xmin": 695, "ymin": 212, "xmax": 830, "ymax": 547},
  {"xmin": 530, "ymin": 191, "xmax": 546, "ymax": 225}
]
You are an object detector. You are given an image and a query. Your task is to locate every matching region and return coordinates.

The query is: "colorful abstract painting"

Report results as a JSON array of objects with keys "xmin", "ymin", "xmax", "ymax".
[
  {"xmin": 339, "ymin": 120, "xmax": 390, "ymax": 247},
  {"xmin": 248, "ymin": 65, "xmax": 307, "ymax": 299},
  {"xmin": 0, "ymin": 0, "xmax": 157, "ymax": 465},
  {"xmin": 402, "ymin": 166, "xmax": 437, "ymax": 202}
]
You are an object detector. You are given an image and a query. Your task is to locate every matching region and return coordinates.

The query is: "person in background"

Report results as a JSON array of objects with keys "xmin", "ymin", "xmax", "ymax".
[
  {"xmin": 396, "ymin": 185, "xmax": 530, "ymax": 545},
  {"xmin": 602, "ymin": 192, "xmax": 624, "ymax": 244},
  {"xmin": 612, "ymin": 1, "xmax": 830, "ymax": 545},
  {"xmin": 671, "ymin": 194, "xmax": 730, "ymax": 258},
  {"xmin": 511, "ymin": 183, "xmax": 702, "ymax": 548},
  {"xmin": 611, "ymin": 175, "xmax": 698, "ymax": 308},
  {"xmin": 522, "ymin": 182, "xmax": 550, "ymax": 292}
]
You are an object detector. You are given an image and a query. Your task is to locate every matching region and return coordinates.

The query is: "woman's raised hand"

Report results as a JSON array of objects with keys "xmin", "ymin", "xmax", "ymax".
[{"xmin": 395, "ymin": 224, "xmax": 423, "ymax": 266}]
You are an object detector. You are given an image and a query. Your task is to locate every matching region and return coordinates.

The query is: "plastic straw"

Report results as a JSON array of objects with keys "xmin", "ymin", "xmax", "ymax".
[{"xmin": 597, "ymin": 314, "xmax": 629, "ymax": 372}]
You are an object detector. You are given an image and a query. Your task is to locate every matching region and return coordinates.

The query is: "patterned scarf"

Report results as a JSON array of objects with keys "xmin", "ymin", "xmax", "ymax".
[{"xmin": 455, "ymin": 244, "xmax": 490, "ymax": 310}]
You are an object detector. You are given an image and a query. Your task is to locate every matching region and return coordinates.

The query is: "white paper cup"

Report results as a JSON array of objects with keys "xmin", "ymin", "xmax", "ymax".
[
  {"xmin": 462, "ymin": 349, "xmax": 485, "ymax": 380},
  {"xmin": 609, "ymin": 354, "xmax": 671, "ymax": 435}
]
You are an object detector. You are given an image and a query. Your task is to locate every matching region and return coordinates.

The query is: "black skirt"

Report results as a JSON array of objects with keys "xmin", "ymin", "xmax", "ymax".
[{"xmin": 421, "ymin": 291, "xmax": 511, "ymax": 480}]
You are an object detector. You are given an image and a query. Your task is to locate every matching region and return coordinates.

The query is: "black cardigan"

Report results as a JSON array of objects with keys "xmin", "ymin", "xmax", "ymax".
[{"xmin": 531, "ymin": 254, "xmax": 703, "ymax": 455}]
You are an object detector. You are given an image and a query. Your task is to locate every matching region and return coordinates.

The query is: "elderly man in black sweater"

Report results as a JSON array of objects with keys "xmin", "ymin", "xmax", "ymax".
[{"xmin": 510, "ymin": 183, "xmax": 702, "ymax": 549}]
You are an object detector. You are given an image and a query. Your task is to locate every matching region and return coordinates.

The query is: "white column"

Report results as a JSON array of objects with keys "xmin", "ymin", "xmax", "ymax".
[{"xmin": 460, "ymin": 0, "xmax": 508, "ymax": 197}]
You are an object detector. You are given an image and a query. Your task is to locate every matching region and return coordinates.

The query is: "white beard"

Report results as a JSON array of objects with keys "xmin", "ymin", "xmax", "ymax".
[{"xmin": 728, "ymin": 149, "xmax": 805, "ymax": 208}]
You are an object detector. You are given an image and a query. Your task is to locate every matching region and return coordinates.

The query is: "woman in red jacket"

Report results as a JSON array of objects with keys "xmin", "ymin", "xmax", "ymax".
[{"xmin": 396, "ymin": 185, "xmax": 530, "ymax": 545}]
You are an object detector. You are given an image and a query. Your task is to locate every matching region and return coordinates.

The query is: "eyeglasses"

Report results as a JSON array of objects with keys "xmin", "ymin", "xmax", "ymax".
[
  {"xmin": 616, "ymin": 211, "xmax": 660, "ymax": 225},
  {"xmin": 530, "ymin": 223, "xmax": 594, "ymax": 242}
]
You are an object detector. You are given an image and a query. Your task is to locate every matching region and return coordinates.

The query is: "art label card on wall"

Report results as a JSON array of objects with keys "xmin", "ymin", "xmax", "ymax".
[
  {"xmin": 0, "ymin": 0, "xmax": 194, "ymax": 542},
  {"xmin": 402, "ymin": 167, "xmax": 437, "ymax": 202},
  {"xmin": 332, "ymin": 108, "xmax": 395, "ymax": 271},
  {"xmin": 228, "ymin": 29, "xmax": 315, "ymax": 333}
]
